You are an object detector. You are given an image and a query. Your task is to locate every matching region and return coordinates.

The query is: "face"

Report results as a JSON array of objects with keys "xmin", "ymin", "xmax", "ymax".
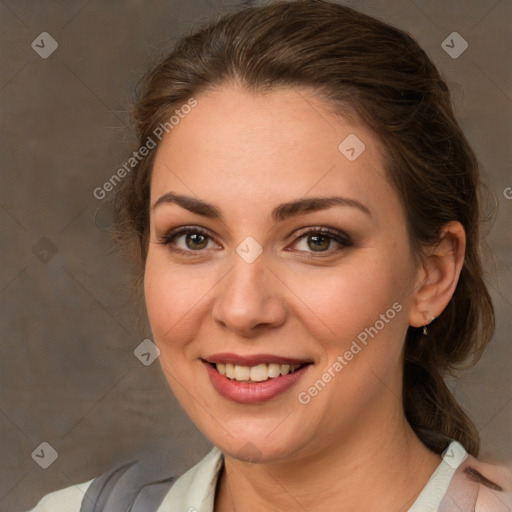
[{"xmin": 144, "ymin": 84, "xmax": 421, "ymax": 463}]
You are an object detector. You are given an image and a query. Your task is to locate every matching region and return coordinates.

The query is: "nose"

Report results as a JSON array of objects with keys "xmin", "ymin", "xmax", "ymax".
[{"xmin": 212, "ymin": 254, "xmax": 287, "ymax": 338}]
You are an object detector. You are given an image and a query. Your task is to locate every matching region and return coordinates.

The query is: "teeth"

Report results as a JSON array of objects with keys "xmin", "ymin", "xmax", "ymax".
[
  {"xmin": 234, "ymin": 365, "xmax": 250, "ymax": 381},
  {"xmin": 250, "ymin": 364, "xmax": 268, "ymax": 382},
  {"xmin": 267, "ymin": 363, "xmax": 281, "ymax": 378},
  {"xmin": 214, "ymin": 362, "xmax": 303, "ymax": 382},
  {"xmin": 225, "ymin": 363, "xmax": 235, "ymax": 379}
]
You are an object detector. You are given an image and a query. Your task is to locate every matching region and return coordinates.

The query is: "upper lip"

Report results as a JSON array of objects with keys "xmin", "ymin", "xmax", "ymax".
[{"xmin": 204, "ymin": 353, "xmax": 313, "ymax": 366}]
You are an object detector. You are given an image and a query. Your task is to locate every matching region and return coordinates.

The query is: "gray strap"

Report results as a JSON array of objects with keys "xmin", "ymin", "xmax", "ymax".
[
  {"xmin": 80, "ymin": 462, "xmax": 136, "ymax": 512},
  {"xmin": 129, "ymin": 477, "xmax": 178, "ymax": 512},
  {"xmin": 80, "ymin": 457, "xmax": 177, "ymax": 512}
]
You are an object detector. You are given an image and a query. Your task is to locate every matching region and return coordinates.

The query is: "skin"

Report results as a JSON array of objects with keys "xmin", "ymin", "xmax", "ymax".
[{"xmin": 144, "ymin": 83, "xmax": 466, "ymax": 511}]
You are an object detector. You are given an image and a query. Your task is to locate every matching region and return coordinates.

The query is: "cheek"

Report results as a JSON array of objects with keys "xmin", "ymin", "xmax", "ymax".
[
  {"xmin": 283, "ymin": 250, "xmax": 411, "ymax": 345},
  {"xmin": 143, "ymin": 255, "xmax": 212, "ymax": 349},
  {"xmin": 292, "ymin": 264, "xmax": 411, "ymax": 409}
]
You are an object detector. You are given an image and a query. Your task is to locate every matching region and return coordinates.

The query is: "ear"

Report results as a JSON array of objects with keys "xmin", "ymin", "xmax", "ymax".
[{"xmin": 408, "ymin": 221, "xmax": 466, "ymax": 329}]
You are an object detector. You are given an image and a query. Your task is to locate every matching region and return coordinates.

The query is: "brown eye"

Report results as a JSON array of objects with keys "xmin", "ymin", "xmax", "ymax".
[
  {"xmin": 291, "ymin": 227, "xmax": 352, "ymax": 255},
  {"xmin": 307, "ymin": 234, "xmax": 332, "ymax": 251},
  {"xmin": 158, "ymin": 227, "xmax": 220, "ymax": 255},
  {"xmin": 185, "ymin": 232, "xmax": 208, "ymax": 250}
]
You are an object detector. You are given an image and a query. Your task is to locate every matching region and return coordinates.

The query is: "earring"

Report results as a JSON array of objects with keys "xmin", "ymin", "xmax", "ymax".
[{"xmin": 422, "ymin": 315, "xmax": 436, "ymax": 335}]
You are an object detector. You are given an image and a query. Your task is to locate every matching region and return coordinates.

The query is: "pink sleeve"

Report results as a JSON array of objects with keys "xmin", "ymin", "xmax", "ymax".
[{"xmin": 439, "ymin": 454, "xmax": 512, "ymax": 511}]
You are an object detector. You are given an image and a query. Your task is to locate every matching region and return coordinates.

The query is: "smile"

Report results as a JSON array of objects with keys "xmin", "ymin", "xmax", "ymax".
[
  {"xmin": 215, "ymin": 362, "xmax": 304, "ymax": 382},
  {"xmin": 202, "ymin": 353, "xmax": 313, "ymax": 404}
]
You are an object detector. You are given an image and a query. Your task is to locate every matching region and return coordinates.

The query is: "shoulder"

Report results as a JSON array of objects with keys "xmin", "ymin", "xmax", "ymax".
[
  {"xmin": 26, "ymin": 446, "xmax": 220, "ymax": 512},
  {"xmin": 441, "ymin": 453, "xmax": 512, "ymax": 511},
  {"xmin": 26, "ymin": 480, "xmax": 93, "ymax": 512}
]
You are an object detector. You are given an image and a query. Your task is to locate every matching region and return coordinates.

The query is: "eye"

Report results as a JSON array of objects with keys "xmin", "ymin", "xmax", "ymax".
[
  {"xmin": 158, "ymin": 226, "xmax": 220, "ymax": 255},
  {"xmin": 289, "ymin": 227, "xmax": 353, "ymax": 255},
  {"xmin": 157, "ymin": 225, "xmax": 352, "ymax": 258}
]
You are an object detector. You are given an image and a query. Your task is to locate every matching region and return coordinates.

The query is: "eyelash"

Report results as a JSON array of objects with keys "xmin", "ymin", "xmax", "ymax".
[{"xmin": 157, "ymin": 226, "xmax": 353, "ymax": 258}]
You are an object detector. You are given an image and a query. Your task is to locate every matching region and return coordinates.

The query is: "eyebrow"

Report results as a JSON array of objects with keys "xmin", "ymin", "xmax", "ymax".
[{"xmin": 152, "ymin": 192, "xmax": 372, "ymax": 222}]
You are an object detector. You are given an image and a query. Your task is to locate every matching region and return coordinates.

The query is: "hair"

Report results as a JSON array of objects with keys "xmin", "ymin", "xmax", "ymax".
[{"xmin": 113, "ymin": 0, "xmax": 495, "ymax": 456}]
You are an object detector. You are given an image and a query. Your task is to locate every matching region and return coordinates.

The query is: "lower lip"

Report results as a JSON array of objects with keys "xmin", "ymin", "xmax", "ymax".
[{"xmin": 203, "ymin": 362, "xmax": 311, "ymax": 404}]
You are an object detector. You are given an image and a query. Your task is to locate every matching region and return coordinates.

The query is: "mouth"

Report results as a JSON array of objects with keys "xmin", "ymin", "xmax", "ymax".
[
  {"xmin": 208, "ymin": 361, "xmax": 308, "ymax": 383},
  {"xmin": 202, "ymin": 353, "xmax": 313, "ymax": 404}
]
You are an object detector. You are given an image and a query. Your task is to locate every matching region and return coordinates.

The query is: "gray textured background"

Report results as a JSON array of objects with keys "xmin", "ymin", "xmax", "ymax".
[{"xmin": 0, "ymin": 1, "xmax": 511, "ymax": 510}]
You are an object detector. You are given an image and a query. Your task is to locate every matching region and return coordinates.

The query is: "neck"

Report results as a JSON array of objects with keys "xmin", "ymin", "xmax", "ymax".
[{"xmin": 214, "ymin": 401, "xmax": 441, "ymax": 511}]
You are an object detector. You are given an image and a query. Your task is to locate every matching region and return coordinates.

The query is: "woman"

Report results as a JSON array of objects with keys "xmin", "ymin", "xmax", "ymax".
[{"xmin": 29, "ymin": 1, "xmax": 512, "ymax": 510}]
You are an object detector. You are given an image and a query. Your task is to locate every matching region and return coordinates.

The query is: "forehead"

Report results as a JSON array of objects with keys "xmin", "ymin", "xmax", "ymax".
[{"xmin": 150, "ymin": 84, "xmax": 401, "ymax": 223}]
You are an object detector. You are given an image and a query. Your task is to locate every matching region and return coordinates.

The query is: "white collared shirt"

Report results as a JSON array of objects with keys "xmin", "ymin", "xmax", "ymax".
[{"xmin": 28, "ymin": 441, "xmax": 470, "ymax": 511}]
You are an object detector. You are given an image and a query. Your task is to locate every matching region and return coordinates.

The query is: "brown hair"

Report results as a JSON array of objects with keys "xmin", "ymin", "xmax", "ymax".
[{"xmin": 114, "ymin": 0, "xmax": 495, "ymax": 456}]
